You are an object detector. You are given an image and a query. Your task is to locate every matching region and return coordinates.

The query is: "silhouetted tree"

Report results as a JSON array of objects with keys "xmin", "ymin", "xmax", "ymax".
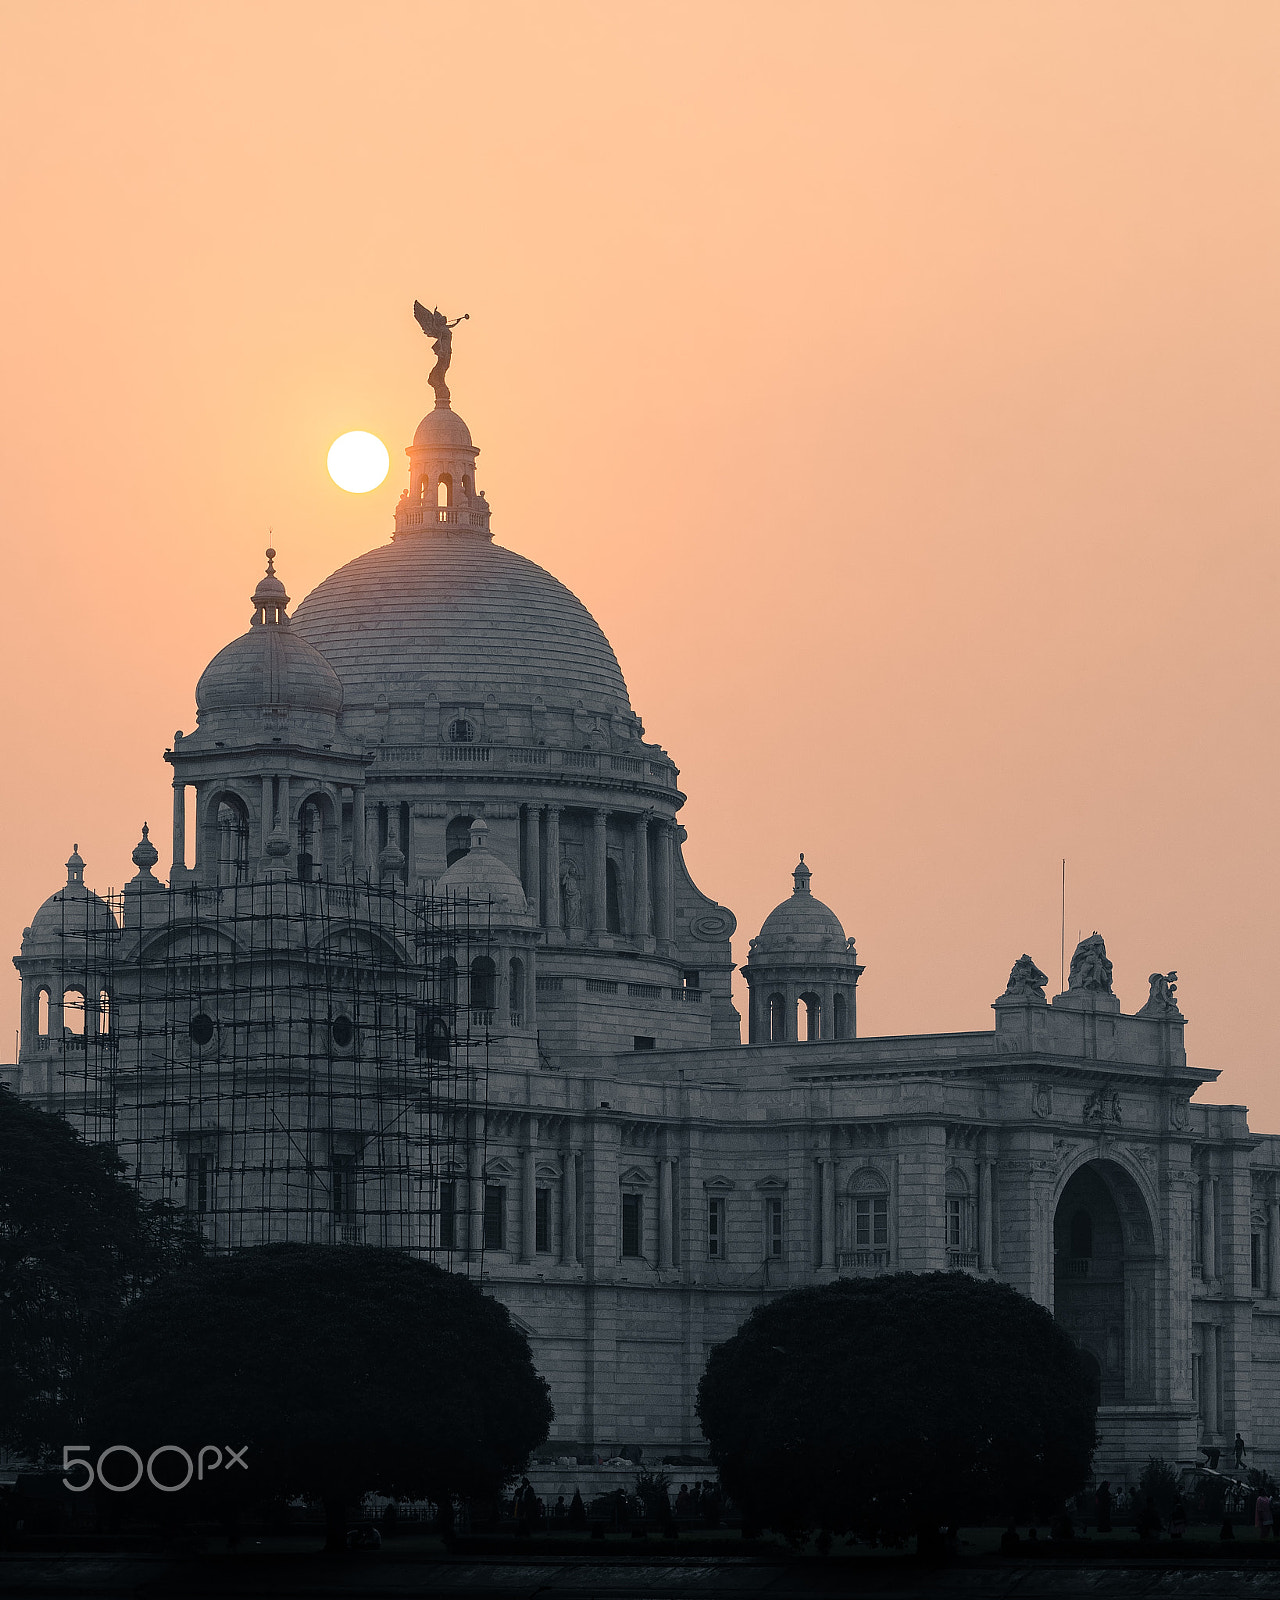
[
  {"xmin": 0, "ymin": 1086, "xmax": 201, "ymax": 1460},
  {"xmin": 697, "ymin": 1272, "xmax": 1096, "ymax": 1547},
  {"xmin": 91, "ymin": 1244, "xmax": 553, "ymax": 1550}
]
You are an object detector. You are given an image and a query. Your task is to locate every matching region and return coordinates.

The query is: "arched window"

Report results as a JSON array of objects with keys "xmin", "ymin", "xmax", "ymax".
[
  {"xmin": 1070, "ymin": 1207, "xmax": 1094, "ymax": 1259},
  {"xmin": 509, "ymin": 957, "xmax": 525, "ymax": 1023},
  {"xmin": 848, "ymin": 1167, "xmax": 890, "ymax": 1259},
  {"xmin": 800, "ymin": 992, "xmax": 821, "ymax": 1041},
  {"xmin": 62, "ymin": 987, "xmax": 86, "ymax": 1037},
  {"xmin": 37, "ymin": 988, "xmax": 50, "ymax": 1036},
  {"xmin": 445, "ymin": 813, "xmax": 475, "ymax": 866},
  {"xmin": 461, "ymin": 474, "xmax": 473, "ymax": 499},
  {"xmin": 215, "ymin": 797, "xmax": 250, "ymax": 885},
  {"xmin": 605, "ymin": 858, "xmax": 622, "ymax": 934},
  {"xmin": 414, "ymin": 1008, "xmax": 451, "ymax": 1062},
  {"xmin": 469, "ymin": 956, "xmax": 496, "ymax": 1014},
  {"xmin": 418, "ymin": 474, "xmax": 429, "ymax": 502},
  {"xmin": 296, "ymin": 795, "xmax": 331, "ymax": 883},
  {"xmin": 448, "ymin": 718, "xmax": 475, "ymax": 746},
  {"xmin": 438, "ymin": 957, "xmax": 458, "ymax": 1008},
  {"xmin": 833, "ymin": 992, "xmax": 847, "ymax": 1039},
  {"xmin": 98, "ymin": 990, "xmax": 111, "ymax": 1035},
  {"xmin": 767, "ymin": 993, "xmax": 787, "ymax": 1043},
  {"xmin": 945, "ymin": 1168, "xmax": 972, "ymax": 1254},
  {"xmin": 437, "ymin": 472, "xmax": 453, "ymax": 507}
]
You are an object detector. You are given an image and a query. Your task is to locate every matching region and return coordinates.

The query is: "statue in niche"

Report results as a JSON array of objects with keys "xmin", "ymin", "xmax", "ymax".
[
  {"xmin": 560, "ymin": 860, "xmax": 584, "ymax": 930},
  {"xmin": 1068, "ymin": 932, "xmax": 1113, "ymax": 993},
  {"xmin": 1138, "ymin": 970, "xmax": 1183, "ymax": 1019},
  {"xmin": 412, "ymin": 302, "xmax": 469, "ymax": 403},
  {"xmin": 1001, "ymin": 953, "xmax": 1049, "ymax": 1003}
]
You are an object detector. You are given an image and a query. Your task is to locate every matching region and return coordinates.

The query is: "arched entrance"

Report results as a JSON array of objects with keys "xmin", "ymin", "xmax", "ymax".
[{"xmin": 1053, "ymin": 1158, "xmax": 1157, "ymax": 1404}]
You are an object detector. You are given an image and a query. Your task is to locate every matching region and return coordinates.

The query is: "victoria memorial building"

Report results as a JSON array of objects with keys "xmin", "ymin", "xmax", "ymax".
[{"xmin": 11, "ymin": 331, "xmax": 1280, "ymax": 1485}]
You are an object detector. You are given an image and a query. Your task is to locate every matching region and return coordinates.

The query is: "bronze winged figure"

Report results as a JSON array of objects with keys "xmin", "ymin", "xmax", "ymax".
[{"xmin": 413, "ymin": 301, "xmax": 469, "ymax": 403}]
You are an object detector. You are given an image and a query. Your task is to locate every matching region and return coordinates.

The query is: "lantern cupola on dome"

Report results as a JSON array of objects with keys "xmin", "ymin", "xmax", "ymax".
[{"xmin": 742, "ymin": 854, "xmax": 864, "ymax": 1045}]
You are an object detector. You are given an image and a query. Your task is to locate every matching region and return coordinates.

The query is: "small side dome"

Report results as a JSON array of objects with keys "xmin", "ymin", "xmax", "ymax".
[
  {"xmin": 436, "ymin": 819, "xmax": 529, "ymax": 921},
  {"xmin": 195, "ymin": 551, "xmax": 344, "ymax": 718},
  {"xmin": 413, "ymin": 404, "xmax": 475, "ymax": 451},
  {"xmin": 26, "ymin": 845, "xmax": 119, "ymax": 949},
  {"xmin": 753, "ymin": 853, "xmax": 850, "ymax": 955}
]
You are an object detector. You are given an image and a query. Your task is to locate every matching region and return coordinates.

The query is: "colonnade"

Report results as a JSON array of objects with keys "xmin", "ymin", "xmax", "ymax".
[{"xmin": 520, "ymin": 803, "xmax": 676, "ymax": 945}]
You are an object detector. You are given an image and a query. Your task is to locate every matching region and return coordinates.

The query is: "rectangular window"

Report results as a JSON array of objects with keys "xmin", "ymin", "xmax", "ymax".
[
  {"xmin": 535, "ymin": 1187, "xmax": 551, "ymax": 1254},
  {"xmin": 331, "ymin": 1154, "xmax": 356, "ymax": 1221},
  {"xmin": 766, "ymin": 1197, "xmax": 784, "ymax": 1259},
  {"xmin": 682, "ymin": 970, "xmax": 701, "ymax": 990},
  {"xmin": 633, "ymin": 1035, "xmax": 656, "ymax": 1051},
  {"xmin": 186, "ymin": 1154, "xmax": 211, "ymax": 1215},
  {"xmin": 855, "ymin": 1195, "xmax": 888, "ymax": 1248},
  {"xmin": 946, "ymin": 1197, "xmax": 963, "ymax": 1249},
  {"xmin": 708, "ymin": 1197, "xmax": 726, "ymax": 1259},
  {"xmin": 1252, "ymin": 1232, "xmax": 1263, "ymax": 1291},
  {"xmin": 622, "ymin": 1191, "xmax": 643, "ymax": 1258},
  {"xmin": 484, "ymin": 1184, "xmax": 506, "ymax": 1250},
  {"xmin": 439, "ymin": 1179, "xmax": 457, "ymax": 1251}
]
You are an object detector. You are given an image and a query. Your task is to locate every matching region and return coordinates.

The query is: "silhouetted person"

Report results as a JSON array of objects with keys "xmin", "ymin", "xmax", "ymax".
[
  {"xmin": 1000, "ymin": 1523, "xmax": 1021, "ymax": 1554},
  {"xmin": 1169, "ymin": 1494, "xmax": 1188, "ymax": 1539},
  {"xmin": 568, "ymin": 1489, "xmax": 586, "ymax": 1530},
  {"xmin": 1235, "ymin": 1432, "xmax": 1248, "ymax": 1469},
  {"xmin": 551, "ymin": 1496, "xmax": 567, "ymax": 1525},
  {"xmin": 1136, "ymin": 1496, "xmax": 1161, "ymax": 1540},
  {"xmin": 1095, "ymin": 1481, "xmax": 1113, "ymax": 1533},
  {"xmin": 675, "ymin": 1484, "xmax": 691, "ymax": 1519},
  {"xmin": 1255, "ymin": 1489, "xmax": 1274, "ymax": 1539}
]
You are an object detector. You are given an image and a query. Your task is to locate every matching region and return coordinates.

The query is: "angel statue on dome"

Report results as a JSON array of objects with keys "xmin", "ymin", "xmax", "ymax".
[{"xmin": 413, "ymin": 301, "xmax": 469, "ymax": 403}]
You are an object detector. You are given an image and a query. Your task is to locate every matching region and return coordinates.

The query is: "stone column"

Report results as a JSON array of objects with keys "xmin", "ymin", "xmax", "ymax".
[
  {"xmin": 819, "ymin": 982, "xmax": 835, "ymax": 1040},
  {"xmin": 278, "ymin": 774, "xmax": 291, "ymax": 847},
  {"xmin": 1202, "ymin": 1323, "xmax": 1219, "ymax": 1433},
  {"xmin": 1268, "ymin": 1186, "xmax": 1280, "ymax": 1298},
  {"xmin": 633, "ymin": 814, "xmax": 650, "ymax": 940},
  {"xmin": 657, "ymin": 823, "xmax": 675, "ymax": 944},
  {"xmin": 468, "ymin": 1114, "xmax": 485, "ymax": 1257},
  {"xmin": 521, "ymin": 1120, "xmax": 537, "ymax": 1263},
  {"xmin": 352, "ymin": 786, "xmax": 366, "ymax": 880},
  {"xmin": 171, "ymin": 783, "xmax": 186, "ymax": 875},
  {"xmin": 544, "ymin": 807, "xmax": 562, "ymax": 929},
  {"xmin": 495, "ymin": 948, "xmax": 510, "ymax": 1022},
  {"xmin": 561, "ymin": 1145, "xmax": 578, "ymax": 1265},
  {"xmin": 591, "ymin": 809, "xmax": 608, "ymax": 932},
  {"xmin": 524, "ymin": 804, "xmax": 541, "ymax": 922},
  {"xmin": 820, "ymin": 1154, "xmax": 837, "ymax": 1269},
  {"xmin": 658, "ymin": 1147, "xmax": 674, "ymax": 1268},
  {"xmin": 1203, "ymin": 1176, "xmax": 1217, "ymax": 1280},
  {"xmin": 260, "ymin": 775, "xmax": 273, "ymax": 858},
  {"xmin": 978, "ymin": 1157, "xmax": 994, "ymax": 1271}
]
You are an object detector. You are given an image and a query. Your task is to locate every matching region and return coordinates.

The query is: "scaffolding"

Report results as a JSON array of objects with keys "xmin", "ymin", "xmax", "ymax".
[{"xmin": 17, "ymin": 868, "xmax": 495, "ymax": 1267}]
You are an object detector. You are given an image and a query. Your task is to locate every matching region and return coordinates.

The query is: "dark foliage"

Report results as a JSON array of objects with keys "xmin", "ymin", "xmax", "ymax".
[
  {"xmin": 1139, "ymin": 1457, "xmax": 1181, "ymax": 1520},
  {"xmin": 90, "ymin": 1243, "xmax": 553, "ymax": 1544},
  {"xmin": 697, "ymin": 1272, "xmax": 1097, "ymax": 1544},
  {"xmin": 0, "ymin": 1087, "xmax": 203, "ymax": 1460}
]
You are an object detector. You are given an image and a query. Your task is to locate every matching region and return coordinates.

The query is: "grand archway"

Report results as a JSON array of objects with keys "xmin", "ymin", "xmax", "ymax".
[{"xmin": 1053, "ymin": 1159, "xmax": 1157, "ymax": 1404}]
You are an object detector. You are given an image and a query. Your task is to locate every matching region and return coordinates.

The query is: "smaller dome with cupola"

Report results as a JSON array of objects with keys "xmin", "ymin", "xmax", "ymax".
[{"xmin": 195, "ymin": 550, "xmax": 344, "ymax": 724}]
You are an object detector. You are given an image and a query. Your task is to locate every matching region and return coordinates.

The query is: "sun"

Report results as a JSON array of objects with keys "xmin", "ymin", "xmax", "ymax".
[{"xmin": 327, "ymin": 431, "xmax": 390, "ymax": 493}]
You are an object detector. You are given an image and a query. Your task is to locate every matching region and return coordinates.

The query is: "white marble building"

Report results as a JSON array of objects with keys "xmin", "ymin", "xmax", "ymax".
[{"xmin": 12, "ymin": 360, "xmax": 1280, "ymax": 1483}]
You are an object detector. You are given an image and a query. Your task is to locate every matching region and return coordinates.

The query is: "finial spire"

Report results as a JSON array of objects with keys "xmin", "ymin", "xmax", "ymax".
[{"xmin": 251, "ymin": 548, "xmax": 290, "ymax": 627}]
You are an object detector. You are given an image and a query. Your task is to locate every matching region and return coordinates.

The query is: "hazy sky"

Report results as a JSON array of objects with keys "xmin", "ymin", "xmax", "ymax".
[{"xmin": 2, "ymin": 4, "xmax": 1277, "ymax": 1118}]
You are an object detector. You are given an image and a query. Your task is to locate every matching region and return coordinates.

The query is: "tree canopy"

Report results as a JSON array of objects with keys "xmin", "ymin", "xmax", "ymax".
[
  {"xmin": 0, "ymin": 1086, "xmax": 200, "ymax": 1460},
  {"xmin": 91, "ymin": 1243, "xmax": 553, "ymax": 1544},
  {"xmin": 697, "ymin": 1272, "xmax": 1097, "ymax": 1544}
]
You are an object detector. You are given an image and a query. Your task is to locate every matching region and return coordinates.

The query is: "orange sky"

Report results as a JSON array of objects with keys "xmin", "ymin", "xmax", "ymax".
[{"xmin": 2, "ymin": 3, "xmax": 1277, "ymax": 1118}]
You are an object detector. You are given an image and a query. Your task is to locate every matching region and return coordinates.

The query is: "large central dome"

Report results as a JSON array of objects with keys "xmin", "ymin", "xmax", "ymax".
[{"xmin": 291, "ymin": 536, "xmax": 631, "ymax": 713}]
